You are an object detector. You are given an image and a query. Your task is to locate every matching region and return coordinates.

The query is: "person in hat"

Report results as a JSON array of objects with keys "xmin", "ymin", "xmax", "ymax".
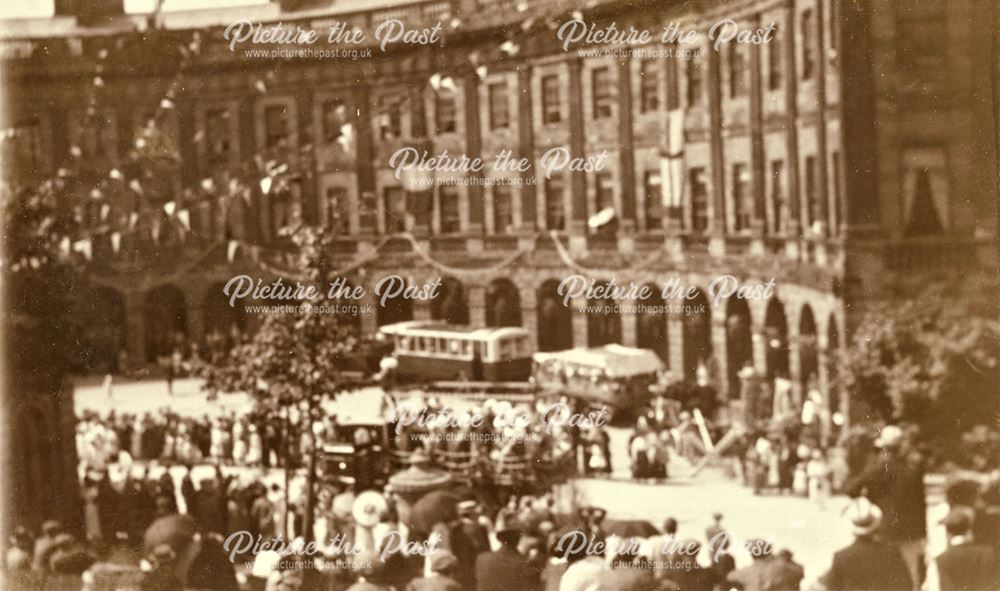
[
  {"xmin": 449, "ymin": 500, "xmax": 490, "ymax": 589},
  {"xmin": 654, "ymin": 538, "xmax": 717, "ymax": 591},
  {"xmin": 6, "ymin": 526, "xmax": 33, "ymax": 573},
  {"xmin": 767, "ymin": 549, "xmax": 804, "ymax": 591},
  {"xmin": 924, "ymin": 508, "xmax": 999, "ymax": 591},
  {"xmin": 821, "ymin": 498, "xmax": 911, "ymax": 591},
  {"xmin": 139, "ymin": 544, "xmax": 182, "ymax": 591},
  {"xmin": 32, "ymin": 520, "xmax": 63, "ymax": 571},
  {"xmin": 405, "ymin": 549, "xmax": 462, "ymax": 591},
  {"xmin": 142, "ymin": 515, "xmax": 200, "ymax": 589},
  {"xmin": 725, "ymin": 538, "xmax": 777, "ymax": 591},
  {"xmin": 475, "ymin": 516, "xmax": 540, "ymax": 591},
  {"xmin": 141, "ymin": 513, "xmax": 235, "ymax": 591},
  {"xmin": 705, "ymin": 520, "xmax": 735, "ymax": 584},
  {"xmin": 845, "ymin": 424, "xmax": 927, "ymax": 588},
  {"xmin": 48, "ymin": 533, "xmax": 96, "ymax": 574},
  {"xmin": 705, "ymin": 513, "xmax": 724, "ymax": 545}
]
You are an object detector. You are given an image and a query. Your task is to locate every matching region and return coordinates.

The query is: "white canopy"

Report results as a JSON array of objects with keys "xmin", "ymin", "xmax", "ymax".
[{"xmin": 533, "ymin": 345, "xmax": 664, "ymax": 378}]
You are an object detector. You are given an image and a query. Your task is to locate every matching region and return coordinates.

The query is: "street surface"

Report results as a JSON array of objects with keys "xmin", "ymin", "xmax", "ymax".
[{"xmin": 75, "ymin": 375, "xmax": 951, "ymax": 588}]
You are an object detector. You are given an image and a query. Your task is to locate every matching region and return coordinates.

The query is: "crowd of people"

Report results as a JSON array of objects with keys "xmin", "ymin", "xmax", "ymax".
[
  {"xmin": 76, "ymin": 408, "xmax": 316, "ymax": 472},
  {"xmin": 11, "ymin": 353, "xmax": 1000, "ymax": 590},
  {"xmin": 9, "ymin": 444, "xmax": 1000, "ymax": 591}
]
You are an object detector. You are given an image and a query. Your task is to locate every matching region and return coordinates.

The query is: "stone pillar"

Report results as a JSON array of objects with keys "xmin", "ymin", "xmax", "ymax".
[
  {"xmin": 816, "ymin": 342, "xmax": 832, "ymax": 445},
  {"xmin": 521, "ymin": 287, "xmax": 538, "ymax": 348},
  {"xmin": 751, "ymin": 324, "xmax": 768, "ymax": 376},
  {"xmin": 572, "ymin": 297, "xmax": 589, "ymax": 348},
  {"xmin": 125, "ymin": 290, "xmax": 146, "ymax": 366},
  {"xmin": 468, "ymin": 285, "xmax": 486, "ymax": 327},
  {"xmin": 787, "ymin": 334, "xmax": 803, "ymax": 408},
  {"xmin": 711, "ymin": 315, "xmax": 729, "ymax": 400},
  {"xmin": 620, "ymin": 305, "xmax": 637, "ymax": 347},
  {"xmin": 360, "ymin": 287, "xmax": 378, "ymax": 336},
  {"xmin": 667, "ymin": 312, "xmax": 684, "ymax": 379},
  {"xmin": 413, "ymin": 300, "xmax": 432, "ymax": 321}
]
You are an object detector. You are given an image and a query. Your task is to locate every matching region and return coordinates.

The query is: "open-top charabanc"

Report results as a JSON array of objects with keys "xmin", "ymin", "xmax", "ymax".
[
  {"xmin": 378, "ymin": 320, "xmax": 533, "ymax": 382},
  {"xmin": 532, "ymin": 344, "xmax": 665, "ymax": 416}
]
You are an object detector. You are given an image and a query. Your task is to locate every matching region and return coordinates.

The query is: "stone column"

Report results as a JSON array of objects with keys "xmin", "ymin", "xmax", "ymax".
[
  {"xmin": 711, "ymin": 315, "xmax": 729, "ymax": 400},
  {"xmin": 787, "ymin": 334, "xmax": 803, "ymax": 409},
  {"xmin": 521, "ymin": 287, "xmax": 538, "ymax": 348},
  {"xmin": 816, "ymin": 339, "xmax": 832, "ymax": 445},
  {"xmin": 572, "ymin": 297, "xmax": 589, "ymax": 348},
  {"xmin": 413, "ymin": 300, "xmax": 432, "ymax": 321},
  {"xmin": 468, "ymin": 285, "xmax": 486, "ymax": 327},
  {"xmin": 667, "ymin": 312, "xmax": 685, "ymax": 379},
  {"xmin": 360, "ymin": 286, "xmax": 379, "ymax": 335},
  {"xmin": 620, "ymin": 304, "xmax": 637, "ymax": 347}
]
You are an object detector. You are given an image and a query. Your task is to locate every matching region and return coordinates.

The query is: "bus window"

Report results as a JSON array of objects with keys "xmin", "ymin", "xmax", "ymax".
[
  {"xmin": 502, "ymin": 339, "xmax": 515, "ymax": 360},
  {"xmin": 399, "ymin": 337, "xmax": 410, "ymax": 351},
  {"xmin": 449, "ymin": 339, "xmax": 461, "ymax": 355}
]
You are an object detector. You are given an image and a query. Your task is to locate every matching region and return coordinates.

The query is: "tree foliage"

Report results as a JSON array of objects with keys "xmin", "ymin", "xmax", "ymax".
[
  {"xmin": 196, "ymin": 223, "xmax": 365, "ymax": 540},
  {"xmin": 836, "ymin": 272, "xmax": 1000, "ymax": 462}
]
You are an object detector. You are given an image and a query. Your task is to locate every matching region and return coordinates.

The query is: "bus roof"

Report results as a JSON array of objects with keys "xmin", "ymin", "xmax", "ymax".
[
  {"xmin": 379, "ymin": 321, "xmax": 530, "ymax": 341},
  {"xmin": 533, "ymin": 345, "xmax": 664, "ymax": 378}
]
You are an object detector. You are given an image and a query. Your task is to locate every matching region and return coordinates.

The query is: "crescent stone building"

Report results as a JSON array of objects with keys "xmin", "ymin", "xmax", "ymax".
[{"xmin": 1, "ymin": 0, "xmax": 996, "ymax": 526}]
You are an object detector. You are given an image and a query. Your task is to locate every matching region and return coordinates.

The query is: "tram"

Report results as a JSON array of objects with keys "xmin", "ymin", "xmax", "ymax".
[{"xmin": 378, "ymin": 320, "xmax": 534, "ymax": 382}]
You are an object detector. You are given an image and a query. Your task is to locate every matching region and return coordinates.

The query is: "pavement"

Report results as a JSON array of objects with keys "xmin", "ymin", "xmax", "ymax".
[{"xmin": 74, "ymin": 375, "xmax": 951, "ymax": 588}]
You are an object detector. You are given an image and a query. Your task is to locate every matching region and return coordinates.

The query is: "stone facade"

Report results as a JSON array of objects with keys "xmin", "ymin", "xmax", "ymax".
[{"xmin": 1, "ymin": 1, "xmax": 996, "ymax": 484}]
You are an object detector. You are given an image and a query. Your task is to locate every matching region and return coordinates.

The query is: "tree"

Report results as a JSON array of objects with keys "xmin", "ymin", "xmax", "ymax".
[
  {"xmin": 836, "ymin": 272, "xmax": 1000, "ymax": 466},
  {"xmin": 197, "ymin": 223, "xmax": 364, "ymax": 541}
]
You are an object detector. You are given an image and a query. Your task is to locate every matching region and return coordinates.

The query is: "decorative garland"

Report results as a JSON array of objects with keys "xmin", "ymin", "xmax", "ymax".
[
  {"xmin": 548, "ymin": 230, "xmax": 667, "ymax": 279},
  {"xmin": 399, "ymin": 231, "xmax": 529, "ymax": 280}
]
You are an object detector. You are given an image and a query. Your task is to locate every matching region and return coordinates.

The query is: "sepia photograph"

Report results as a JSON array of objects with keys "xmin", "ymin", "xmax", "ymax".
[{"xmin": 0, "ymin": 0, "xmax": 998, "ymax": 589}]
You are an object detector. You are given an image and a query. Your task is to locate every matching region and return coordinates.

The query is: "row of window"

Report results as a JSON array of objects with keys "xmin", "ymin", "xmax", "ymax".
[{"xmin": 321, "ymin": 150, "xmax": 842, "ymax": 238}]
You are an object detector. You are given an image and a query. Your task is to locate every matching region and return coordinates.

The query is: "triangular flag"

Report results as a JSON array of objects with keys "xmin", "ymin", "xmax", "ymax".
[
  {"xmin": 227, "ymin": 240, "xmax": 239, "ymax": 263},
  {"xmin": 110, "ymin": 232, "xmax": 121, "ymax": 254},
  {"xmin": 164, "ymin": 201, "xmax": 176, "ymax": 216},
  {"xmin": 100, "ymin": 203, "xmax": 110, "ymax": 221},
  {"xmin": 129, "ymin": 179, "xmax": 143, "ymax": 194},
  {"xmin": 201, "ymin": 178, "xmax": 215, "ymax": 192},
  {"xmin": 128, "ymin": 212, "xmax": 139, "ymax": 230},
  {"xmin": 109, "ymin": 168, "xmax": 123, "ymax": 180},
  {"xmin": 59, "ymin": 236, "xmax": 71, "ymax": 257},
  {"xmin": 151, "ymin": 219, "xmax": 161, "ymax": 243},
  {"xmin": 177, "ymin": 209, "xmax": 191, "ymax": 231},
  {"xmin": 260, "ymin": 177, "xmax": 273, "ymax": 194}
]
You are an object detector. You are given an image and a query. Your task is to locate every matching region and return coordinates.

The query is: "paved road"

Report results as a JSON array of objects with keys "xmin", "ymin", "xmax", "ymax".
[{"xmin": 75, "ymin": 376, "xmax": 950, "ymax": 588}]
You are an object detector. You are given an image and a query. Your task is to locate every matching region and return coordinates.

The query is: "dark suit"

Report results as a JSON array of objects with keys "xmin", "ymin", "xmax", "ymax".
[
  {"xmin": 475, "ymin": 547, "xmax": 540, "ymax": 591},
  {"xmin": 450, "ymin": 519, "xmax": 490, "ymax": 588},
  {"xmin": 824, "ymin": 537, "xmax": 912, "ymax": 591},
  {"xmin": 845, "ymin": 452, "xmax": 927, "ymax": 542},
  {"xmin": 936, "ymin": 542, "xmax": 999, "ymax": 591}
]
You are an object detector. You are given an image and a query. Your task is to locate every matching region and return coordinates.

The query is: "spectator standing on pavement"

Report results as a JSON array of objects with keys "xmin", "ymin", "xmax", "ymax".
[
  {"xmin": 845, "ymin": 425, "xmax": 927, "ymax": 589},
  {"xmin": 821, "ymin": 498, "xmax": 912, "ymax": 591},
  {"xmin": 924, "ymin": 508, "xmax": 999, "ymax": 591}
]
